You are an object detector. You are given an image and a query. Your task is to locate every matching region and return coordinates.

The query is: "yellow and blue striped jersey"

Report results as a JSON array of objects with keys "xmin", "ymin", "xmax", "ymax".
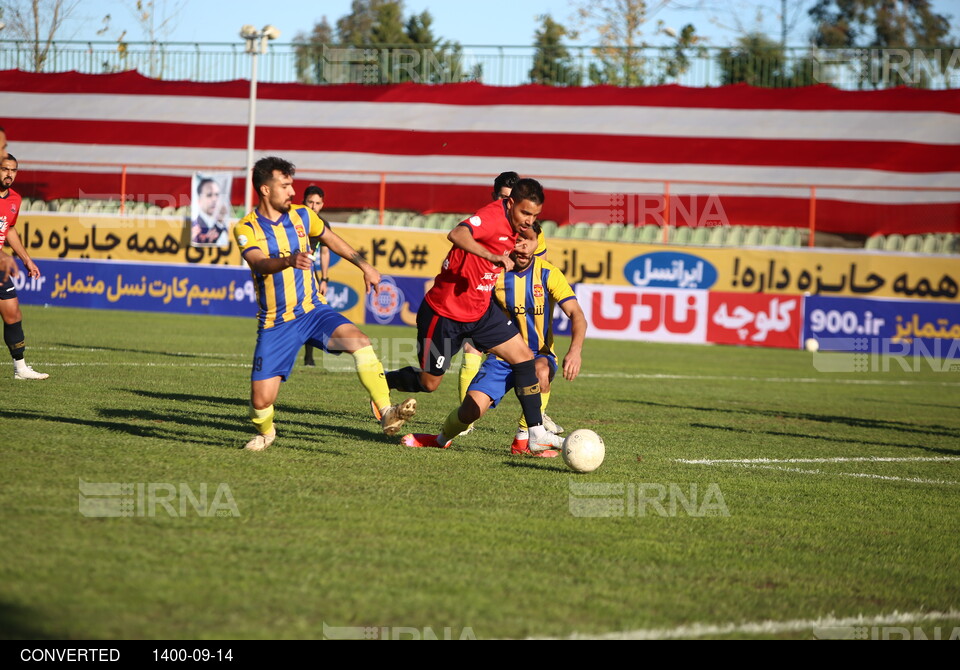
[
  {"xmin": 234, "ymin": 204, "xmax": 326, "ymax": 330},
  {"xmin": 535, "ymin": 230, "xmax": 547, "ymax": 257},
  {"xmin": 494, "ymin": 256, "xmax": 575, "ymax": 357}
]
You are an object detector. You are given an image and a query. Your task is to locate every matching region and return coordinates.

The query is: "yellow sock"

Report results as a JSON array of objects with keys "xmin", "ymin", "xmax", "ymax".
[
  {"xmin": 353, "ymin": 345, "xmax": 391, "ymax": 411},
  {"xmin": 458, "ymin": 352, "xmax": 483, "ymax": 403},
  {"xmin": 519, "ymin": 390, "xmax": 550, "ymax": 430},
  {"xmin": 250, "ymin": 404, "xmax": 275, "ymax": 435},
  {"xmin": 440, "ymin": 406, "xmax": 469, "ymax": 443}
]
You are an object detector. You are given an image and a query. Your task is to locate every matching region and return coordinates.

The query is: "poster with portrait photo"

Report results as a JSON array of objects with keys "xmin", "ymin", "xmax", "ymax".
[{"xmin": 190, "ymin": 172, "xmax": 232, "ymax": 248}]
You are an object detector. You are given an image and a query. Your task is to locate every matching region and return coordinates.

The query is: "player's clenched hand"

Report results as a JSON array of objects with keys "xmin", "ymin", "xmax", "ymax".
[
  {"xmin": 288, "ymin": 252, "xmax": 314, "ymax": 271},
  {"xmin": 24, "ymin": 259, "xmax": 41, "ymax": 279},
  {"xmin": 361, "ymin": 266, "xmax": 382, "ymax": 294},
  {"xmin": 562, "ymin": 351, "xmax": 582, "ymax": 381},
  {"xmin": 492, "ymin": 252, "xmax": 514, "ymax": 273}
]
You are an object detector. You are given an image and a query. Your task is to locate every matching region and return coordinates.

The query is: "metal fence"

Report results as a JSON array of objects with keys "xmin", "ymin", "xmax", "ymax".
[{"xmin": 1, "ymin": 40, "xmax": 957, "ymax": 89}]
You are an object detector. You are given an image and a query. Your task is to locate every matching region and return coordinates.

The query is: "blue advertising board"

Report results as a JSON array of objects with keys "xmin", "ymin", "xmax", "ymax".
[{"xmin": 804, "ymin": 295, "xmax": 960, "ymax": 360}]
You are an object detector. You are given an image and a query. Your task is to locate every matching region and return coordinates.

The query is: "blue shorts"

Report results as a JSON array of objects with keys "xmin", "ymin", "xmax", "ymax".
[
  {"xmin": 467, "ymin": 353, "xmax": 557, "ymax": 408},
  {"xmin": 251, "ymin": 305, "xmax": 351, "ymax": 381}
]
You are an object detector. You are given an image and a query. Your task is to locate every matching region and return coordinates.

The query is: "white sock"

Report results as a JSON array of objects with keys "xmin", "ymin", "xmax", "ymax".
[
  {"xmin": 528, "ymin": 424, "xmax": 547, "ymax": 440},
  {"xmin": 14, "ymin": 359, "xmax": 28, "ymax": 372}
]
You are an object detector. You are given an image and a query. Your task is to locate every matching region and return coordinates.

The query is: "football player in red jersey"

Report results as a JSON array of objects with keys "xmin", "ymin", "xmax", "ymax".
[
  {"xmin": 0, "ymin": 154, "xmax": 48, "ymax": 380},
  {"xmin": 385, "ymin": 178, "xmax": 562, "ymax": 453}
]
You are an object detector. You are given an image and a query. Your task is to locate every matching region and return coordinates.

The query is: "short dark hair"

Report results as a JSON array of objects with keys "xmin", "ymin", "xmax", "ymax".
[
  {"xmin": 196, "ymin": 177, "xmax": 217, "ymax": 195},
  {"xmin": 303, "ymin": 185, "xmax": 324, "ymax": 200},
  {"xmin": 252, "ymin": 156, "xmax": 295, "ymax": 191},
  {"xmin": 493, "ymin": 171, "xmax": 519, "ymax": 196},
  {"xmin": 3, "ymin": 153, "xmax": 17, "ymax": 166},
  {"xmin": 508, "ymin": 178, "xmax": 544, "ymax": 206}
]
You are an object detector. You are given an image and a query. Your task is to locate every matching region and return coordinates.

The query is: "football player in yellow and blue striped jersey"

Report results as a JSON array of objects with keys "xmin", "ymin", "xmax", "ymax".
[
  {"xmin": 234, "ymin": 157, "xmax": 416, "ymax": 451},
  {"xmin": 413, "ymin": 224, "xmax": 587, "ymax": 457}
]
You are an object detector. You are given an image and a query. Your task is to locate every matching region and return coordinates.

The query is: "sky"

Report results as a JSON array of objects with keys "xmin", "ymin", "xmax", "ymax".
[{"xmin": 61, "ymin": 0, "xmax": 960, "ymax": 49}]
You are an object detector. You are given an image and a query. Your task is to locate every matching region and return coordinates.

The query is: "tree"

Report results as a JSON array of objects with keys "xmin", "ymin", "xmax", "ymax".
[
  {"xmin": 575, "ymin": 0, "xmax": 703, "ymax": 86},
  {"xmin": 293, "ymin": 1, "xmax": 468, "ymax": 85},
  {"xmin": 293, "ymin": 18, "xmax": 334, "ymax": 84},
  {"xmin": 809, "ymin": 0, "xmax": 958, "ymax": 88},
  {"xmin": 0, "ymin": 0, "xmax": 81, "ymax": 71},
  {"xmin": 530, "ymin": 14, "xmax": 581, "ymax": 86},
  {"xmin": 717, "ymin": 31, "xmax": 816, "ymax": 87}
]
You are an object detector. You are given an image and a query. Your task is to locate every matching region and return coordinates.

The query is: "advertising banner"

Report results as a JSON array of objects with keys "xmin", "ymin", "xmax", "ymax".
[{"xmin": 804, "ymin": 295, "xmax": 960, "ymax": 360}]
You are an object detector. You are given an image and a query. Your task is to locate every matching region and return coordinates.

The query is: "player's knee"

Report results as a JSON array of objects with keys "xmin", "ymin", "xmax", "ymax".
[{"xmin": 420, "ymin": 372, "xmax": 443, "ymax": 392}]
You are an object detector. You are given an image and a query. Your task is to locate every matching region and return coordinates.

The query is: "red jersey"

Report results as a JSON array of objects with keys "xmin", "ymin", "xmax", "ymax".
[
  {"xmin": 0, "ymin": 188, "xmax": 21, "ymax": 252},
  {"xmin": 425, "ymin": 199, "xmax": 517, "ymax": 321}
]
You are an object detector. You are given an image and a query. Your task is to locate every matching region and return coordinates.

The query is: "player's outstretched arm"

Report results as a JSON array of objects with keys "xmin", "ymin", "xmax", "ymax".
[
  {"xmin": 244, "ymin": 247, "xmax": 313, "ymax": 275},
  {"xmin": 560, "ymin": 300, "xmax": 587, "ymax": 381},
  {"xmin": 5, "ymin": 228, "xmax": 40, "ymax": 278},
  {"xmin": 316, "ymin": 229, "xmax": 381, "ymax": 294},
  {"xmin": 448, "ymin": 225, "xmax": 514, "ymax": 272}
]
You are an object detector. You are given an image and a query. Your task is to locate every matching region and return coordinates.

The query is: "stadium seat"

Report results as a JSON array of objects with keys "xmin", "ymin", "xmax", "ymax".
[
  {"xmin": 539, "ymin": 220, "xmax": 558, "ymax": 238},
  {"xmin": 690, "ymin": 227, "xmax": 711, "ymax": 245},
  {"xmin": 423, "ymin": 213, "xmax": 443, "ymax": 229},
  {"xmin": 359, "ymin": 209, "xmax": 379, "ymax": 226},
  {"xmin": 707, "ymin": 226, "xmax": 726, "ymax": 246},
  {"xmin": 603, "ymin": 224, "xmax": 624, "ymax": 241},
  {"xmin": 619, "ymin": 225, "xmax": 641, "ymax": 243},
  {"xmin": 779, "ymin": 228, "xmax": 801, "ymax": 247},
  {"xmin": 864, "ymin": 235, "xmax": 884, "ymax": 250},
  {"xmin": 724, "ymin": 226, "xmax": 745, "ymax": 247},
  {"xmin": 743, "ymin": 227, "xmax": 763, "ymax": 247},
  {"xmin": 903, "ymin": 234, "xmax": 923, "ymax": 252},
  {"xmin": 346, "ymin": 212, "xmax": 362, "ymax": 225},
  {"xmin": 640, "ymin": 224, "xmax": 661, "ymax": 244},
  {"xmin": 942, "ymin": 233, "xmax": 959, "ymax": 254},
  {"xmin": 570, "ymin": 222, "xmax": 591, "ymax": 239},
  {"xmin": 386, "ymin": 212, "xmax": 407, "ymax": 227},
  {"xmin": 921, "ymin": 234, "xmax": 941, "ymax": 254},
  {"xmin": 671, "ymin": 226, "xmax": 691, "ymax": 246},
  {"xmin": 761, "ymin": 227, "xmax": 780, "ymax": 246},
  {"xmin": 884, "ymin": 234, "xmax": 905, "ymax": 251},
  {"xmin": 147, "ymin": 205, "xmax": 163, "ymax": 216},
  {"xmin": 587, "ymin": 223, "xmax": 606, "ymax": 240},
  {"xmin": 407, "ymin": 214, "xmax": 427, "ymax": 229},
  {"xmin": 552, "ymin": 224, "xmax": 571, "ymax": 239}
]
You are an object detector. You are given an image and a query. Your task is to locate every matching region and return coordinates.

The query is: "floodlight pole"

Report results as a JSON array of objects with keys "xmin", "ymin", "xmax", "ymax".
[{"xmin": 242, "ymin": 26, "xmax": 279, "ymax": 214}]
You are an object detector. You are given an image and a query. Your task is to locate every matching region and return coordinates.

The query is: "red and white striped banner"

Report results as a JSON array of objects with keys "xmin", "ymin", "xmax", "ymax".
[{"xmin": 2, "ymin": 70, "xmax": 957, "ymax": 234}]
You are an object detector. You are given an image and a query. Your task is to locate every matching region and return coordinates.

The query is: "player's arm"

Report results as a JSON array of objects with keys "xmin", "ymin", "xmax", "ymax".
[
  {"xmin": 314, "ymin": 228, "xmax": 381, "ymax": 294},
  {"xmin": 4, "ymin": 227, "xmax": 40, "ymax": 278},
  {"xmin": 448, "ymin": 224, "xmax": 514, "ymax": 272},
  {"xmin": 558, "ymin": 298, "xmax": 586, "ymax": 381},
  {"xmin": 243, "ymin": 246, "xmax": 313, "ymax": 274}
]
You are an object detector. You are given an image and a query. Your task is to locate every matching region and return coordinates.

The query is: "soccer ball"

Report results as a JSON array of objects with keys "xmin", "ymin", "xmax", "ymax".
[
  {"xmin": 805, "ymin": 338, "xmax": 819, "ymax": 352},
  {"xmin": 562, "ymin": 429, "xmax": 605, "ymax": 473}
]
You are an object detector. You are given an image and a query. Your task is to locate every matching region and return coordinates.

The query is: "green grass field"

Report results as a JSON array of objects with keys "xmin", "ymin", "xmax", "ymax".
[{"xmin": 3, "ymin": 305, "xmax": 959, "ymax": 640}]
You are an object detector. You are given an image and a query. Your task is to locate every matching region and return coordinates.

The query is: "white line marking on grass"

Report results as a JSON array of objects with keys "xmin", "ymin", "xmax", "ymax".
[
  {"xmin": 734, "ymin": 464, "xmax": 959, "ymax": 486},
  {"xmin": 677, "ymin": 457, "xmax": 960, "ymax": 465},
  {"xmin": 37, "ymin": 362, "xmax": 251, "ymax": 368},
  {"xmin": 32, "ymin": 346, "xmax": 247, "ymax": 357},
  {"xmin": 676, "ymin": 456, "xmax": 960, "ymax": 486},
  {"xmin": 580, "ymin": 372, "xmax": 960, "ymax": 387},
  {"xmin": 537, "ymin": 609, "xmax": 960, "ymax": 640}
]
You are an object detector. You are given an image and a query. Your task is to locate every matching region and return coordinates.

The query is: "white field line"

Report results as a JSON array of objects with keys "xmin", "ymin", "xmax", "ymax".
[
  {"xmin": 734, "ymin": 463, "xmax": 960, "ymax": 486},
  {"xmin": 579, "ymin": 372, "xmax": 960, "ymax": 387},
  {"xmin": 676, "ymin": 456, "xmax": 960, "ymax": 486},
  {"xmin": 24, "ymin": 358, "xmax": 960, "ymax": 386},
  {"xmin": 532, "ymin": 609, "xmax": 960, "ymax": 640}
]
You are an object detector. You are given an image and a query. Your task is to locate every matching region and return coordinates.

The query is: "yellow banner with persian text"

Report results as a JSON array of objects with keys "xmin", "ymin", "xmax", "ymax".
[{"xmin": 15, "ymin": 214, "xmax": 958, "ymax": 303}]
